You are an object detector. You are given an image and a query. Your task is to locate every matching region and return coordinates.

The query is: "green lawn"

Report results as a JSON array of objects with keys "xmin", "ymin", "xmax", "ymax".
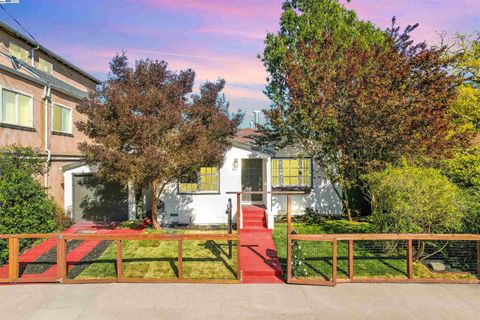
[
  {"xmin": 74, "ymin": 229, "xmax": 238, "ymax": 281},
  {"xmin": 273, "ymin": 221, "xmax": 478, "ymax": 281}
]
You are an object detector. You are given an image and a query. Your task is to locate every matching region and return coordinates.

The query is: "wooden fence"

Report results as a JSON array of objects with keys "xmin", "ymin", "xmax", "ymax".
[
  {"xmin": 287, "ymin": 233, "xmax": 480, "ymax": 286},
  {"xmin": 0, "ymin": 232, "xmax": 240, "ymax": 284}
]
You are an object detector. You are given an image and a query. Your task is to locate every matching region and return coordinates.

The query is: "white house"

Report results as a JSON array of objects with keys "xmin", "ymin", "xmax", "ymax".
[{"xmin": 63, "ymin": 128, "xmax": 342, "ymax": 226}]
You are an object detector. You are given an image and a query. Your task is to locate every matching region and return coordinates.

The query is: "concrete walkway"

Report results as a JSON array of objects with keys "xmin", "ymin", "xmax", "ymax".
[{"xmin": 0, "ymin": 283, "xmax": 479, "ymax": 320}]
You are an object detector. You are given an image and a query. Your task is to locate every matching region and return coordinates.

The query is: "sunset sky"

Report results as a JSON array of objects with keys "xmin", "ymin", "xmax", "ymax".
[{"xmin": 2, "ymin": 0, "xmax": 479, "ymax": 125}]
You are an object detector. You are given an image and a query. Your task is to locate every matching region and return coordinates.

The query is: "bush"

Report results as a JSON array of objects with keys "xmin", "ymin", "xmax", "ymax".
[
  {"xmin": 0, "ymin": 146, "xmax": 57, "ymax": 264},
  {"xmin": 442, "ymin": 147, "xmax": 480, "ymax": 190},
  {"xmin": 442, "ymin": 148, "xmax": 480, "ymax": 233},
  {"xmin": 362, "ymin": 165, "xmax": 466, "ymax": 234}
]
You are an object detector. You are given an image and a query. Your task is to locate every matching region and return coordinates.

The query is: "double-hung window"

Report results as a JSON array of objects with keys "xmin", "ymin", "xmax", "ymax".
[
  {"xmin": 179, "ymin": 167, "xmax": 219, "ymax": 193},
  {"xmin": 271, "ymin": 158, "xmax": 312, "ymax": 187},
  {"xmin": 0, "ymin": 88, "xmax": 33, "ymax": 127},
  {"xmin": 52, "ymin": 104, "xmax": 72, "ymax": 134},
  {"xmin": 9, "ymin": 42, "xmax": 29, "ymax": 63}
]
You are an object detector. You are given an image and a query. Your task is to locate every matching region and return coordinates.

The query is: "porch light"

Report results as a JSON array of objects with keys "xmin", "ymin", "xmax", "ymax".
[{"xmin": 233, "ymin": 158, "xmax": 239, "ymax": 171}]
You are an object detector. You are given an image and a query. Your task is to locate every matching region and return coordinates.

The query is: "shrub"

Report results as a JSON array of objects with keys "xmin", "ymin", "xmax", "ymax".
[
  {"xmin": 303, "ymin": 207, "xmax": 326, "ymax": 224},
  {"xmin": 442, "ymin": 148, "xmax": 480, "ymax": 233},
  {"xmin": 0, "ymin": 146, "xmax": 57, "ymax": 264},
  {"xmin": 362, "ymin": 165, "xmax": 466, "ymax": 234},
  {"xmin": 442, "ymin": 147, "xmax": 480, "ymax": 190}
]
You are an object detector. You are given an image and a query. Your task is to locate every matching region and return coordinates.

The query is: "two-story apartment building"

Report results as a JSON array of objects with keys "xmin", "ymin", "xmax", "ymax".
[{"xmin": 0, "ymin": 21, "xmax": 133, "ymax": 221}]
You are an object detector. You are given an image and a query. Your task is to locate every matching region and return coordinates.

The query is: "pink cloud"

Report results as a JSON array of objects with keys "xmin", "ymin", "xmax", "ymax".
[
  {"xmin": 130, "ymin": 0, "xmax": 281, "ymax": 21},
  {"xmin": 342, "ymin": 0, "xmax": 480, "ymax": 44},
  {"xmin": 194, "ymin": 27, "xmax": 266, "ymax": 41}
]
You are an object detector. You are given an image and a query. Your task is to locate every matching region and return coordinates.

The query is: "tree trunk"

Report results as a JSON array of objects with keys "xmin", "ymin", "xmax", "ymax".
[
  {"xmin": 413, "ymin": 241, "xmax": 425, "ymax": 261},
  {"xmin": 151, "ymin": 181, "xmax": 161, "ymax": 229},
  {"xmin": 342, "ymin": 187, "xmax": 352, "ymax": 222}
]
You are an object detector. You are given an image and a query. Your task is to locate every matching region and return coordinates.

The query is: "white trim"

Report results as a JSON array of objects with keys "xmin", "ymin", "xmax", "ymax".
[
  {"xmin": 51, "ymin": 102, "xmax": 72, "ymax": 134},
  {"xmin": 0, "ymin": 85, "xmax": 34, "ymax": 128}
]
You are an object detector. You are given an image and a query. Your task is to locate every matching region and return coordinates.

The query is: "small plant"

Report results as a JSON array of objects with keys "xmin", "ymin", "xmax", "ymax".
[
  {"xmin": 55, "ymin": 208, "xmax": 74, "ymax": 231},
  {"xmin": 291, "ymin": 236, "xmax": 307, "ymax": 277},
  {"xmin": 303, "ymin": 207, "xmax": 326, "ymax": 225}
]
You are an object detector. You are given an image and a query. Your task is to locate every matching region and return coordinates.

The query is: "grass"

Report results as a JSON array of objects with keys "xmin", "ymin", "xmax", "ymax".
[
  {"xmin": 273, "ymin": 220, "xmax": 478, "ymax": 281},
  {"xmin": 75, "ymin": 229, "xmax": 237, "ymax": 281}
]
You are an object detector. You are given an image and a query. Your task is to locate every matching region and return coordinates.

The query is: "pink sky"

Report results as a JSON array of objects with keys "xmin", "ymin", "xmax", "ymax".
[{"xmin": 5, "ymin": 0, "xmax": 479, "ymax": 125}]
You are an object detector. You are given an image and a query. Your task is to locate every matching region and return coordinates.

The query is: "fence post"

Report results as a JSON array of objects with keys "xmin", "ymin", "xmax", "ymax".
[
  {"xmin": 348, "ymin": 239, "xmax": 354, "ymax": 281},
  {"xmin": 286, "ymin": 194, "xmax": 292, "ymax": 283},
  {"xmin": 287, "ymin": 237, "xmax": 292, "ymax": 283},
  {"xmin": 287, "ymin": 194, "xmax": 292, "ymax": 236},
  {"xmin": 8, "ymin": 237, "xmax": 18, "ymax": 282},
  {"xmin": 477, "ymin": 240, "xmax": 480, "ymax": 276},
  {"xmin": 56, "ymin": 236, "xmax": 66, "ymax": 282},
  {"xmin": 178, "ymin": 240, "xmax": 183, "ymax": 280},
  {"xmin": 236, "ymin": 193, "xmax": 241, "ymax": 231},
  {"xmin": 236, "ymin": 192, "xmax": 242, "ymax": 282},
  {"xmin": 407, "ymin": 239, "xmax": 413, "ymax": 280},
  {"xmin": 332, "ymin": 239, "xmax": 337, "ymax": 285},
  {"xmin": 116, "ymin": 240, "xmax": 123, "ymax": 281}
]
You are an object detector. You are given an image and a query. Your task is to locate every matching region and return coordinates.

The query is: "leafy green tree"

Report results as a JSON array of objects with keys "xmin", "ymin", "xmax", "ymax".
[
  {"xmin": 444, "ymin": 33, "xmax": 480, "ymax": 135},
  {"xmin": 258, "ymin": 0, "xmax": 466, "ymax": 220},
  {"xmin": 77, "ymin": 54, "xmax": 242, "ymax": 229},
  {"xmin": 0, "ymin": 146, "xmax": 57, "ymax": 264}
]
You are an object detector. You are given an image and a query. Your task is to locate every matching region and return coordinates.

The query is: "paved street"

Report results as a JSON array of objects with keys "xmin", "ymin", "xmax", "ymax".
[{"xmin": 0, "ymin": 283, "xmax": 479, "ymax": 319}]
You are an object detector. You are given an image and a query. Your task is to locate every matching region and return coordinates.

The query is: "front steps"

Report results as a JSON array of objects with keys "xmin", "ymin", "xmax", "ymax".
[{"xmin": 240, "ymin": 205, "xmax": 283, "ymax": 283}]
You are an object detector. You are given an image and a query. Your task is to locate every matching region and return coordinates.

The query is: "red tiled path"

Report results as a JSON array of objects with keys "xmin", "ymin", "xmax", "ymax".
[
  {"xmin": 0, "ymin": 222, "xmax": 144, "ymax": 280},
  {"xmin": 240, "ymin": 205, "xmax": 283, "ymax": 283}
]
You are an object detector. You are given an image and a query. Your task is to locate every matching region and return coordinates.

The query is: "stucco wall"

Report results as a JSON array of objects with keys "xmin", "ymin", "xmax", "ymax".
[
  {"xmin": 160, "ymin": 146, "xmax": 268, "ymax": 225},
  {"xmin": 159, "ymin": 145, "xmax": 342, "ymax": 225},
  {"xmin": 0, "ymin": 30, "xmax": 97, "ymax": 93}
]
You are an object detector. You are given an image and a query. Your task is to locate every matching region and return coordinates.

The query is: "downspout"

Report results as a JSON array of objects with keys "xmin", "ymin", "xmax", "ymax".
[
  {"xmin": 43, "ymin": 84, "xmax": 51, "ymax": 189},
  {"xmin": 31, "ymin": 46, "xmax": 39, "ymax": 67}
]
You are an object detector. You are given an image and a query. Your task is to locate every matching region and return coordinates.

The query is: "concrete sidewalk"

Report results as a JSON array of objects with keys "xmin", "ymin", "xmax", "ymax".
[{"xmin": 0, "ymin": 283, "xmax": 479, "ymax": 320}]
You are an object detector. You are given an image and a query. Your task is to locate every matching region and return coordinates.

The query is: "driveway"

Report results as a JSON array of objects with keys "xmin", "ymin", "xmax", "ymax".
[{"xmin": 0, "ymin": 283, "xmax": 479, "ymax": 319}]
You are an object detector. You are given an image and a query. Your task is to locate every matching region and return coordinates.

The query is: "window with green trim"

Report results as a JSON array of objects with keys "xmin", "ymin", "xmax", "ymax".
[
  {"xmin": 271, "ymin": 158, "xmax": 311, "ymax": 187},
  {"xmin": 179, "ymin": 167, "xmax": 219, "ymax": 193}
]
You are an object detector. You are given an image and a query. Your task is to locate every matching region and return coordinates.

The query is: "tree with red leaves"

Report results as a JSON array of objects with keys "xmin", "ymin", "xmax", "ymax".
[
  {"xmin": 77, "ymin": 54, "xmax": 242, "ymax": 228},
  {"xmin": 258, "ymin": 0, "xmax": 469, "ymax": 220}
]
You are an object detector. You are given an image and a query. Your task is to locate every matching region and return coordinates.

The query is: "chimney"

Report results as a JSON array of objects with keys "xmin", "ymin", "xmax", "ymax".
[{"xmin": 253, "ymin": 110, "xmax": 261, "ymax": 128}]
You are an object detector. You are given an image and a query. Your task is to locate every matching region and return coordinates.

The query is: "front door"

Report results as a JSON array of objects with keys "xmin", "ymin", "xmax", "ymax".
[{"xmin": 241, "ymin": 159, "xmax": 263, "ymax": 203}]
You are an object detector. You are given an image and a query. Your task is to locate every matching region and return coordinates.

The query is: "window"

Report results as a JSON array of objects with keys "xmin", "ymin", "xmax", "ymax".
[
  {"xmin": 271, "ymin": 158, "xmax": 311, "ymax": 187},
  {"xmin": 52, "ymin": 104, "xmax": 72, "ymax": 134},
  {"xmin": 9, "ymin": 42, "xmax": 29, "ymax": 63},
  {"xmin": 0, "ymin": 88, "xmax": 32, "ymax": 127},
  {"xmin": 38, "ymin": 57, "xmax": 53, "ymax": 75},
  {"xmin": 179, "ymin": 167, "xmax": 219, "ymax": 193}
]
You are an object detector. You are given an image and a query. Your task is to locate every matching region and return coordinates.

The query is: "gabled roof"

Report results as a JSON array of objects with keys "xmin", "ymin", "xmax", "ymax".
[
  {"xmin": 232, "ymin": 128, "xmax": 260, "ymax": 145},
  {"xmin": 0, "ymin": 20, "xmax": 101, "ymax": 84},
  {"xmin": 231, "ymin": 128, "xmax": 274, "ymax": 154}
]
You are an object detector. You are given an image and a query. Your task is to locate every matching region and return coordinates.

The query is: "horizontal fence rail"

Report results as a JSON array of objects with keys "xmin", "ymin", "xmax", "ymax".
[
  {"xmin": 0, "ymin": 233, "xmax": 241, "ymax": 285},
  {"xmin": 287, "ymin": 233, "xmax": 480, "ymax": 286}
]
